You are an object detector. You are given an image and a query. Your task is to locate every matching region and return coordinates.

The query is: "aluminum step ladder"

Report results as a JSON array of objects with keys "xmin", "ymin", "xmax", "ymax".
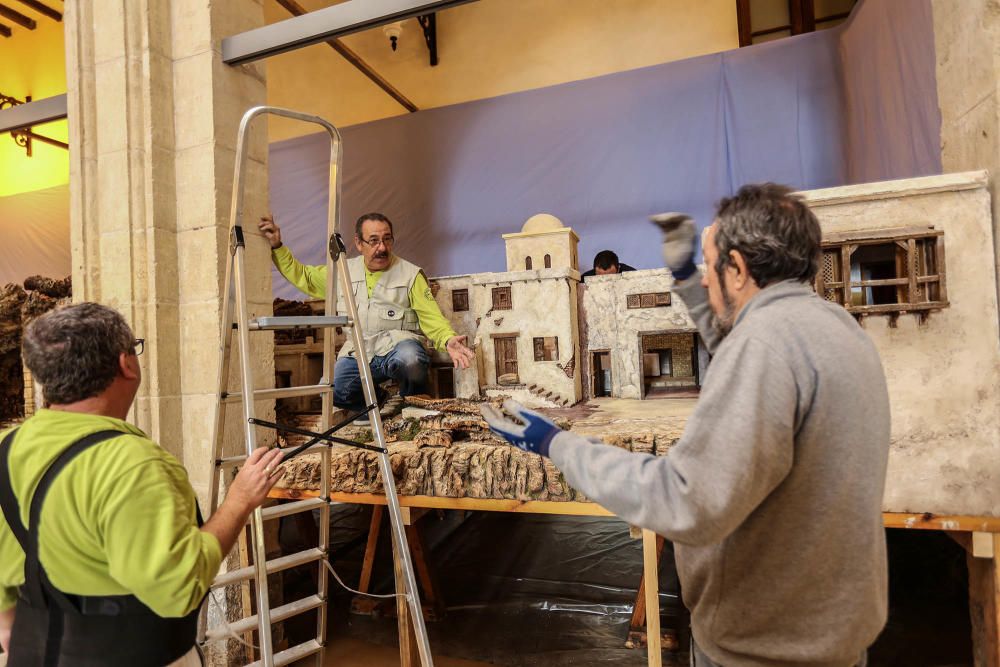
[{"xmin": 198, "ymin": 106, "xmax": 434, "ymax": 667}]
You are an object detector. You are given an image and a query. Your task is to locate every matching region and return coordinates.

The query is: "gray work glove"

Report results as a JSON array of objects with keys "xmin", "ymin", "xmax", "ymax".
[{"xmin": 650, "ymin": 212, "xmax": 698, "ymax": 281}]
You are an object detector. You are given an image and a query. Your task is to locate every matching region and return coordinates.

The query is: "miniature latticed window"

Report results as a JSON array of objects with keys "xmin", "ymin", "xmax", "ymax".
[
  {"xmin": 451, "ymin": 289, "xmax": 469, "ymax": 312},
  {"xmin": 525, "ymin": 256, "xmax": 532, "ymax": 270},
  {"xmin": 492, "ymin": 286, "xmax": 512, "ymax": 310},
  {"xmin": 627, "ymin": 292, "xmax": 671, "ymax": 309},
  {"xmin": 533, "ymin": 337, "xmax": 559, "ymax": 361},
  {"xmin": 814, "ymin": 226, "xmax": 947, "ymax": 317},
  {"xmin": 544, "ymin": 254, "xmax": 552, "ymax": 269}
]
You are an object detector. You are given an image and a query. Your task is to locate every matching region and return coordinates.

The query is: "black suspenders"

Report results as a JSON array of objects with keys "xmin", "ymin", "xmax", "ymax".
[{"xmin": 0, "ymin": 428, "xmax": 124, "ymax": 667}]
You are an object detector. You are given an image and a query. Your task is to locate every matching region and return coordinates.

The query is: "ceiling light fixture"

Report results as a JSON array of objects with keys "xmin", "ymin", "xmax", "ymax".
[{"xmin": 383, "ymin": 21, "xmax": 403, "ymax": 51}]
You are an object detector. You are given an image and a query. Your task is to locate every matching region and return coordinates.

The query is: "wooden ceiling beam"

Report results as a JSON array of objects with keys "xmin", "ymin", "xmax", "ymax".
[
  {"xmin": 735, "ymin": 0, "xmax": 752, "ymax": 47},
  {"xmin": 788, "ymin": 0, "xmax": 815, "ymax": 36},
  {"xmin": 273, "ymin": 0, "xmax": 418, "ymax": 113},
  {"xmin": 0, "ymin": 3, "xmax": 35, "ymax": 29},
  {"xmin": 13, "ymin": 0, "xmax": 61, "ymax": 22},
  {"xmin": 0, "ymin": 21, "xmax": 10, "ymax": 37}
]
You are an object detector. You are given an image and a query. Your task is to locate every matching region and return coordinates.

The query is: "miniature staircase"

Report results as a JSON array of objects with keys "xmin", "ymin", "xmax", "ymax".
[{"xmin": 526, "ymin": 383, "xmax": 572, "ymax": 407}]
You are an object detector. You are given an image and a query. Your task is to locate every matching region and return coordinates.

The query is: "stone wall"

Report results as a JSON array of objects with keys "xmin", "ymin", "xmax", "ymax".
[
  {"xmin": 581, "ymin": 268, "xmax": 698, "ymax": 400},
  {"xmin": 65, "ymin": 0, "xmax": 273, "ymax": 501},
  {"xmin": 800, "ymin": 171, "xmax": 1000, "ymax": 516}
]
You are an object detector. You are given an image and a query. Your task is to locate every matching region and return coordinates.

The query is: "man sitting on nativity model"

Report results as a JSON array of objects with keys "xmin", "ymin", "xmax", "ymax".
[
  {"xmin": 259, "ymin": 213, "xmax": 475, "ymax": 420},
  {"xmin": 483, "ymin": 184, "xmax": 890, "ymax": 667}
]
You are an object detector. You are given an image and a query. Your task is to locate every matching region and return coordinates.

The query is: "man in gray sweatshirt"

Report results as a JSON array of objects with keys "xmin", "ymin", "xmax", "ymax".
[{"xmin": 483, "ymin": 184, "xmax": 890, "ymax": 667}]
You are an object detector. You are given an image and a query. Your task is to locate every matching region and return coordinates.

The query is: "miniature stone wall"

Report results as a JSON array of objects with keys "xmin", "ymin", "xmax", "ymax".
[
  {"xmin": 801, "ymin": 171, "xmax": 1000, "ymax": 517},
  {"xmin": 581, "ymin": 269, "xmax": 698, "ymax": 400}
]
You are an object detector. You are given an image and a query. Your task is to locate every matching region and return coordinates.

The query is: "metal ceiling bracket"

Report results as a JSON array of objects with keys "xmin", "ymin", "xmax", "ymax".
[
  {"xmin": 417, "ymin": 13, "xmax": 438, "ymax": 66},
  {"xmin": 221, "ymin": 0, "xmax": 473, "ymax": 66}
]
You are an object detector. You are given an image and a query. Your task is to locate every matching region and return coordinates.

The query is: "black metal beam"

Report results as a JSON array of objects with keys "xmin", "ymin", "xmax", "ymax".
[
  {"xmin": 417, "ymin": 13, "xmax": 437, "ymax": 66},
  {"xmin": 223, "ymin": 0, "xmax": 474, "ymax": 66},
  {"xmin": 19, "ymin": 129, "xmax": 67, "ymax": 150},
  {"xmin": 273, "ymin": 0, "xmax": 417, "ymax": 112},
  {"xmin": 0, "ymin": 3, "xmax": 35, "ymax": 29},
  {"xmin": 0, "ymin": 93, "xmax": 66, "ymax": 133},
  {"xmin": 13, "ymin": 0, "xmax": 61, "ymax": 22}
]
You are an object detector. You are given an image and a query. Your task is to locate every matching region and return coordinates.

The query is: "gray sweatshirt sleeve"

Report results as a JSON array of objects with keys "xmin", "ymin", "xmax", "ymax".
[
  {"xmin": 672, "ymin": 275, "xmax": 721, "ymax": 355},
  {"xmin": 548, "ymin": 335, "xmax": 796, "ymax": 545}
]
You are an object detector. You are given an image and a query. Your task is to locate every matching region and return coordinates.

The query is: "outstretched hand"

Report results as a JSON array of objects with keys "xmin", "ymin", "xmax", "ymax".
[
  {"xmin": 650, "ymin": 212, "xmax": 698, "ymax": 281},
  {"xmin": 480, "ymin": 400, "xmax": 563, "ymax": 458},
  {"xmin": 446, "ymin": 335, "xmax": 476, "ymax": 369}
]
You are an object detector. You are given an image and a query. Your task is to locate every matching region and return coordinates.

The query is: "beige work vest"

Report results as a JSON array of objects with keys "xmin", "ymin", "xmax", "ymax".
[{"xmin": 338, "ymin": 255, "xmax": 425, "ymax": 358}]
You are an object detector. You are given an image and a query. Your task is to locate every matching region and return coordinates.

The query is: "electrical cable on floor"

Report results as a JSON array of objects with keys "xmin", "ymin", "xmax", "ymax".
[
  {"xmin": 323, "ymin": 558, "xmax": 407, "ymax": 600},
  {"xmin": 203, "ymin": 559, "xmax": 407, "ymax": 653}
]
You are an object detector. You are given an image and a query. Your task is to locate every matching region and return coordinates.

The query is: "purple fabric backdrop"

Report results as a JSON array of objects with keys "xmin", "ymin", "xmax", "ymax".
[
  {"xmin": 840, "ymin": 0, "xmax": 942, "ymax": 183},
  {"xmin": 268, "ymin": 0, "xmax": 940, "ymax": 299}
]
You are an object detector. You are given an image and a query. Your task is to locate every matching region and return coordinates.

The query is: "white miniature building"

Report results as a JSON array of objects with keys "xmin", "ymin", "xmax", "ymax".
[
  {"xmin": 579, "ymin": 269, "xmax": 708, "ymax": 400},
  {"xmin": 501, "ymin": 213, "xmax": 580, "ymax": 273},
  {"xmin": 431, "ymin": 214, "xmax": 583, "ymax": 407}
]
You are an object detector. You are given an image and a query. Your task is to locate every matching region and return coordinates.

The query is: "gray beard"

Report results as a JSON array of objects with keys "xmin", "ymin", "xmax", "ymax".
[{"xmin": 711, "ymin": 284, "xmax": 737, "ymax": 339}]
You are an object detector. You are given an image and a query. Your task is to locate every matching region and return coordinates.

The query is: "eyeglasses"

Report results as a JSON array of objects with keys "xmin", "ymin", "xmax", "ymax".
[
  {"xmin": 358, "ymin": 235, "xmax": 394, "ymax": 248},
  {"xmin": 132, "ymin": 339, "xmax": 145, "ymax": 356}
]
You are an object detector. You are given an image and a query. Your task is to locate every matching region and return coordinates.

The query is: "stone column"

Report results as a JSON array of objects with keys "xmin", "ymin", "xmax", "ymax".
[{"xmin": 64, "ymin": 0, "xmax": 274, "ymax": 500}]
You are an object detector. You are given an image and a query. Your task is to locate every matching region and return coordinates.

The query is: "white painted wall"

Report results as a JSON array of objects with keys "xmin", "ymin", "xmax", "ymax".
[{"xmin": 801, "ymin": 171, "xmax": 1000, "ymax": 516}]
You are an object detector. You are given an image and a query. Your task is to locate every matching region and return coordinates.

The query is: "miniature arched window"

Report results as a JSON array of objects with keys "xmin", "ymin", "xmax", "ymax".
[
  {"xmin": 544, "ymin": 254, "xmax": 551, "ymax": 268},
  {"xmin": 525, "ymin": 256, "xmax": 532, "ymax": 270}
]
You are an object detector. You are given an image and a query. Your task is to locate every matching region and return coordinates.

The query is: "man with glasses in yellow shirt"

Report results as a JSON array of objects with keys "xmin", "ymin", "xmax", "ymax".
[
  {"xmin": 0, "ymin": 303, "xmax": 284, "ymax": 666},
  {"xmin": 259, "ymin": 212, "xmax": 475, "ymax": 421}
]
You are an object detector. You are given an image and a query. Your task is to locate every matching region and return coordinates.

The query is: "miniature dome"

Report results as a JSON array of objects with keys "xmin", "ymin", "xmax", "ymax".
[{"xmin": 521, "ymin": 213, "xmax": 564, "ymax": 234}]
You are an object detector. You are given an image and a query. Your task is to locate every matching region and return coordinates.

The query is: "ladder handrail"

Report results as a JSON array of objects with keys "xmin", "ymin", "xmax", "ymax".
[{"xmin": 203, "ymin": 106, "xmax": 433, "ymax": 667}]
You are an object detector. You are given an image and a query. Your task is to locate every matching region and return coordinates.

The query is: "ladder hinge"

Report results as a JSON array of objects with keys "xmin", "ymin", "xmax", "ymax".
[{"xmin": 231, "ymin": 226, "xmax": 246, "ymax": 250}]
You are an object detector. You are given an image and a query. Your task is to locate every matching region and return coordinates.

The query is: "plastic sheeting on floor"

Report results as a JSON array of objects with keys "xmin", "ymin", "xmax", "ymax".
[
  {"xmin": 278, "ymin": 505, "xmax": 972, "ymax": 667},
  {"xmin": 281, "ymin": 504, "xmax": 688, "ymax": 666}
]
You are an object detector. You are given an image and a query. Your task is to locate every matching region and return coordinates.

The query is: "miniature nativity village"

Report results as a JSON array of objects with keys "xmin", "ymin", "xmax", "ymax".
[{"xmin": 2, "ymin": 1, "xmax": 1000, "ymax": 667}]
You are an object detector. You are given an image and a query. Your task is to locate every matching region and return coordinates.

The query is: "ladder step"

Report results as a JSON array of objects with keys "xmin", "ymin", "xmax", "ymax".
[
  {"xmin": 222, "ymin": 383, "xmax": 333, "ymax": 404},
  {"xmin": 212, "ymin": 546, "xmax": 325, "ymax": 589},
  {"xmin": 246, "ymin": 639, "xmax": 323, "ymax": 667},
  {"xmin": 203, "ymin": 594, "xmax": 325, "ymax": 643},
  {"xmin": 218, "ymin": 444, "xmax": 327, "ymax": 470},
  {"xmin": 249, "ymin": 315, "xmax": 349, "ymax": 330},
  {"xmin": 261, "ymin": 497, "xmax": 327, "ymax": 521}
]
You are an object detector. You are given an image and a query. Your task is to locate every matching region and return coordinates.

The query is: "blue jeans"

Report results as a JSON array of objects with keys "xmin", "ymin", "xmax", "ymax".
[{"xmin": 333, "ymin": 339, "xmax": 430, "ymax": 411}]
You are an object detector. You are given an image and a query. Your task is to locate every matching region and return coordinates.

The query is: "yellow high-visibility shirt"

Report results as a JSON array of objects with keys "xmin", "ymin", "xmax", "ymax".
[
  {"xmin": 271, "ymin": 245, "xmax": 458, "ymax": 351},
  {"xmin": 0, "ymin": 410, "xmax": 222, "ymax": 617}
]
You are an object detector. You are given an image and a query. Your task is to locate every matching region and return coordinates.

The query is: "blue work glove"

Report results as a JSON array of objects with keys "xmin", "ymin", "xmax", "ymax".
[
  {"xmin": 480, "ymin": 400, "xmax": 563, "ymax": 458},
  {"xmin": 650, "ymin": 212, "xmax": 698, "ymax": 281}
]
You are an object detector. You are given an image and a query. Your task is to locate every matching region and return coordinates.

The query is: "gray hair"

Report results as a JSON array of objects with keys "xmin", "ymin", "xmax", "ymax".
[
  {"xmin": 714, "ymin": 183, "xmax": 821, "ymax": 288},
  {"xmin": 22, "ymin": 302, "xmax": 135, "ymax": 405}
]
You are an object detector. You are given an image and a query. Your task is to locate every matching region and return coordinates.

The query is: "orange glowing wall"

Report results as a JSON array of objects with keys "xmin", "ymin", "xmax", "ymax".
[{"xmin": 0, "ymin": 17, "xmax": 68, "ymax": 197}]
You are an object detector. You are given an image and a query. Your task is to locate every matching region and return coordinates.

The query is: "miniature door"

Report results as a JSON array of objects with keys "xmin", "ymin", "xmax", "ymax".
[{"xmin": 494, "ymin": 335, "xmax": 519, "ymax": 384}]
